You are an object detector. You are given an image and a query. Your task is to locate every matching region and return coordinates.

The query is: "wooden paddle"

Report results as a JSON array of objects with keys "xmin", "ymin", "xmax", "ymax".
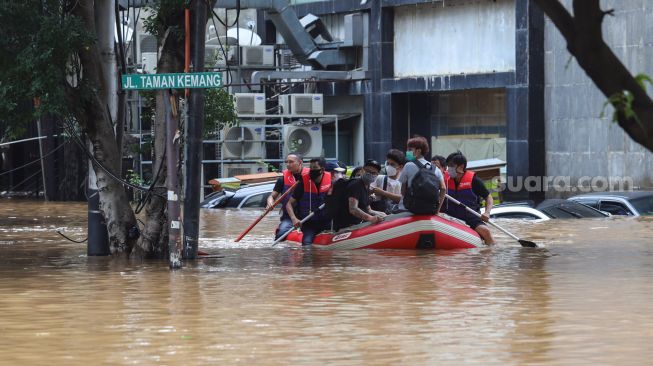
[
  {"xmin": 234, "ymin": 180, "xmax": 300, "ymax": 242},
  {"xmin": 445, "ymin": 194, "xmax": 538, "ymax": 248}
]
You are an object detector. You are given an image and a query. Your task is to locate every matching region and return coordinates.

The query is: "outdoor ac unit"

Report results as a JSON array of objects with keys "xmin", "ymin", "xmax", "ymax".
[
  {"xmin": 278, "ymin": 94, "xmax": 323, "ymax": 115},
  {"xmin": 240, "ymin": 45, "xmax": 275, "ymax": 66},
  {"xmin": 234, "ymin": 93, "xmax": 266, "ymax": 115},
  {"xmin": 222, "ymin": 163, "xmax": 266, "ymax": 177},
  {"xmin": 283, "ymin": 124, "xmax": 322, "ymax": 158},
  {"xmin": 141, "ymin": 52, "xmax": 157, "ymax": 74},
  {"xmin": 221, "ymin": 125, "xmax": 266, "ymax": 159}
]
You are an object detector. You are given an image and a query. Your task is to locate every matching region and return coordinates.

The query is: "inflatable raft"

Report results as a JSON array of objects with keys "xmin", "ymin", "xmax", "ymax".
[{"xmin": 285, "ymin": 213, "xmax": 484, "ymax": 250}]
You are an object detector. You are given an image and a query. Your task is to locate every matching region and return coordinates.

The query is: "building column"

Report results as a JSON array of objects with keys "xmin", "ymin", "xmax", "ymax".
[{"xmin": 505, "ymin": 0, "xmax": 545, "ymax": 201}]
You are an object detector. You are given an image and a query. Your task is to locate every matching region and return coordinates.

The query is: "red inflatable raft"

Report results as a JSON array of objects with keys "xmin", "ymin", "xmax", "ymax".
[{"xmin": 285, "ymin": 213, "xmax": 484, "ymax": 250}]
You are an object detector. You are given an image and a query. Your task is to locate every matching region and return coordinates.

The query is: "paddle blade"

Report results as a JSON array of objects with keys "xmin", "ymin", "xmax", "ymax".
[{"xmin": 519, "ymin": 239, "xmax": 538, "ymax": 248}]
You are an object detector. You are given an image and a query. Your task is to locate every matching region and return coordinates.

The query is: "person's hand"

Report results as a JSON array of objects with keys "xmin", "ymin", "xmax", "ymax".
[
  {"xmin": 292, "ymin": 217, "xmax": 301, "ymax": 228},
  {"xmin": 265, "ymin": 199, "xmax": 274, "ymax": 210},
  {"xmin": 377, "ymin": 211, "xmax": 387, "ymax": 218},
  {"xmin": 370, "ymin": 186, "xmax": 378, "ymax": 195},
  {"xmin": 368, "ymin": 215, "xmax": 383, "ymax": 224},
  {"xmin": 480, "ymin": 213, "xmax": 490, "ymax": 222}
]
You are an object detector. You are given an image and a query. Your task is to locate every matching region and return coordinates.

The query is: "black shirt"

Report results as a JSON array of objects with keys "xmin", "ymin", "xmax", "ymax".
[
  {"xmin": 335, "ymin": 178, "xmax": 370, "ymax": 230},
  {"xmin": 471, "ymin": 175, "xmax": 490, "ymax": 200},
  {"xmin": 273, "ymin": 172, "xmax": 303, "ymax": 194}
]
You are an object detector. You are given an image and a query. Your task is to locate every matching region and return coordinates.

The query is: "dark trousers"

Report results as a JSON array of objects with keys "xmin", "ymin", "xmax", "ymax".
[
  {"xmin": 274, "ymin": 216, "xmax": 294, "ymax": 241},
  {"xmin": 300, "ymin": 221, "xmax": 330, "ymax": 246}
]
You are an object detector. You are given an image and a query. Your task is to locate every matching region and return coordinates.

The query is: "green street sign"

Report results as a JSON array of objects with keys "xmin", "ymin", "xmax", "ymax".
[{"xmin": 121, "ymin": 72, "xmax": 222, "ymax": 90}]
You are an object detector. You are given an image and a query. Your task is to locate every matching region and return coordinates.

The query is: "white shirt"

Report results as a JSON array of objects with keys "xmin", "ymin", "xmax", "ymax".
[{"xmin": 370, "ymin": 174, "xmax": 402, "ymax": 198}]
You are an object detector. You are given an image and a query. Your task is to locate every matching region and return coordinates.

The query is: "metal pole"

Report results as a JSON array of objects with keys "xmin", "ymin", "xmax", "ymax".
[
  {"xmin": 36, "ymin": 116, "xmax": 48, "ymax": 200},
  {"xmin": 182, "ymin": 0, "xmax": 208, "ymax": 260},
  {"xmin": 165, "ymin": 93, "xmax": 182, "ymax": 269},
  {"xmin": 87, "ymin": 142, "xmax": 110, "ymax": 256},
  {"xmin": 335, "ymin": 115, "xmax": 339, "ymax": 161}
]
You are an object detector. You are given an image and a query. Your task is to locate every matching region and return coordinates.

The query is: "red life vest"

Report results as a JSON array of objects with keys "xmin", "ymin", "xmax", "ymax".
[
  {"xmin": 280, "ymin": 167, "xmax": 308, "ymax": 218},
  {"xmin": 445, "ymin": 170, "xmax": 479, "ymax": 218},
  {"xmin": 298, "ymin": 171, "xmax": 332, "ymax": 221}
]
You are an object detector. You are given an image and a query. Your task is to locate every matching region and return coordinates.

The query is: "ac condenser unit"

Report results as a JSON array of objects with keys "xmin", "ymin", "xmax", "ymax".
[
  {"xmin": 283, "ymin": 124, "xmax": 322, "ymax": 158},
  {"xmin": 278, "ymin": 94, "xmax": 323, "ymax": 116},
  {"xmin": 222, "ymin": 163, "xmax": 266, "ymax": 178},
  {"xmin": 240, "ymin": 45, "xmax": 275, "ymax": 66},
  {"xmin": 234, "ymin": 93, "xmax": 266, "ymax": 115},
  {"xmin": 221, "ymin": 125, "xmax": 266, "ymax": 159}
]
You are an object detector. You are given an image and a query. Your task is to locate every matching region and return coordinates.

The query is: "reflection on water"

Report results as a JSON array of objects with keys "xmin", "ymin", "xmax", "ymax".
[{"xmin": 1, "ymin": 200, "xmax": 652, "ymax": 365}]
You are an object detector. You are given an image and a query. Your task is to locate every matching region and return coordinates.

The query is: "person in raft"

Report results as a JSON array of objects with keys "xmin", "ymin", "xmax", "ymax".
[{"xmin": 267, "ymin": 152, "xmax": 308, "ymax": 241}]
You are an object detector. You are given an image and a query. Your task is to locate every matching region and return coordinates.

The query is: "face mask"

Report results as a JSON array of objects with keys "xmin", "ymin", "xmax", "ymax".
[
  {"xmin": 447, "ymin": 166, "xmax": 457, "ymax": 177},
  {"xmin": 361, "ymin": 172, "xmax": 376, "ymax": 185},
  {"xmin": 309, "ymin": 169, "xmax": 322, "ymax": 180},
  {"xmin": 406, "ymin": 151, "xmax": 415, "ymax": 161},
  {"xmin": 385, "ymin": 165, "xmax": 397, "ymax": 177}
]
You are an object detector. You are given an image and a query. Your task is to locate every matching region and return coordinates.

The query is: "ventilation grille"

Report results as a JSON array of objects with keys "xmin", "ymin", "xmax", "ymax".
[
  {"xmin": 245, "ymin": 47, "xmax": 263, "ymax": 65},
  {"xmin": 236, "ymin": 97, "xmax": 255, "ymax": 114},
  {"xmin": 293, "ymin": 96, "xmax": 314, "ymax": 115}
]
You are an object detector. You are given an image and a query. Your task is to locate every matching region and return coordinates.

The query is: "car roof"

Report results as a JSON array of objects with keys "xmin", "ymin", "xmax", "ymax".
[
  {"xmin": 232, "ymin": 183, "xmax": 275, "ymax": 197},
  {"xmin": 570, "ymin": 191, "xmax": 653, "ymax": 200}
]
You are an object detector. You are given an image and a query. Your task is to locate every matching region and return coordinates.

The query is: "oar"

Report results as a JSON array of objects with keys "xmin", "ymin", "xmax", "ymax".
[
  {"xmin": 445, "ymin": 194, "xmax": 538, "ymax": 248},
  {"xmin": 272, "ymin": 203, "xmax": 325, "ymax": 246},
  {"xmin": 234, "ymin": 180, "xmax": 300, "ymax": 242}
]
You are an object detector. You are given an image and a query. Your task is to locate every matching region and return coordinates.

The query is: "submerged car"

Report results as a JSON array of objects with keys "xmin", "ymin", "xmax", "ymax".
[
  {"xmin": 567, "ymin": 191, "xmax": 653, "ymax": 216},
  {"xmin": 200, "ymin": 183, "xmax": 274, "ymax": 209},
  {"xmin": 489, "ymin": 199, "xmax": 609, "ymax": 221}
]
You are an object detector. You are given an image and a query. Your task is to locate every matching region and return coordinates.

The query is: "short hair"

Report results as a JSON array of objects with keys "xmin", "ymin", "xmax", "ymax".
[
  {"xmin": 350, "ymin": 166, "xmax": 363, "ymax": 178},
  {"xmin": 446, "ymin": 151, "xmax": 467, "ymax": 170},
  {"xmin": 431, "ymin": 155, "xmax": 446, "ymax": 167},
  {"xmin": 386, "ymin": 149, "xmax": 406, "ymax": 166},
  {"xmin": 364, "ymin": 159, "xmax": 382, "ymax": 172},
  {"xmin": 286, "ymin": 152, "xmax": 303, "ymax": 162},
  {"xmin": 406, "ymin": 136, "xmax": 430, "ymax": 156},
  {"xmin": 309, "ymin": 157, "xmax": 326, "ymax": 169}
]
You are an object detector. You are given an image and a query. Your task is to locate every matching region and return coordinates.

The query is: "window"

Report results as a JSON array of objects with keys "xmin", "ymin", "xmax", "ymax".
[
  {"xmin": 239, "ymin": 193, "xmax": 269, "ymax": 208},
  {"xmin": 629, "ymin": 196, "xmax": 653, "ymax": 216},
  {"xmin": 599, "ymin": 201, "xmax": 631, "ymax": 216},
  {"xmin": 491, "ymin": 212, "xmax": 542, "ymax": 220}
]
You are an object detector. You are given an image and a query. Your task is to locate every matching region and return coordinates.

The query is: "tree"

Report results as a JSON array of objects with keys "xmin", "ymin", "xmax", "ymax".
[{"xmin": 534, "ymin": 0, "xmax": 653, "ymax": 152}]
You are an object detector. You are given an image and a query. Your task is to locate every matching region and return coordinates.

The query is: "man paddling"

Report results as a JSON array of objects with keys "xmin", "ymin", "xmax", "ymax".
[{"xmin": 268, "ymin": 152, "xmax": 307, "ymax": 241}]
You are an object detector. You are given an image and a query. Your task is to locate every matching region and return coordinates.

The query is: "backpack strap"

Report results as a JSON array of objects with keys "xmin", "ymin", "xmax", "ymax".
[{"xmin": 383, "ymin": 175, "xmax": 388, "ymax": 190}]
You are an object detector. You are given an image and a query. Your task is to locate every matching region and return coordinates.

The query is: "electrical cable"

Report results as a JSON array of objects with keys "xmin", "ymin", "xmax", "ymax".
[
  {"xmin": 57, "ymin": 229, "xmax": 88, "ymax": 243},
  {"xmin": 0, "ymin": 140, "xmax": 69, "ymax": 177}
]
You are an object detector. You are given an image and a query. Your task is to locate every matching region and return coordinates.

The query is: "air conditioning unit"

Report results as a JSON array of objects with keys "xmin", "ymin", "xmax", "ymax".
[
  {"xmin": 234, "ymin": 93, "xmax": 266, "ymax": 115},
  {"xmin": 240, "ymin": 45, "xmax": 275, "ymax": 66},
  {"xmin": 283, "ymin": 124, "xmax": 322, "ymax": 158},
  {"xmin": 278, "ymin": 94, "xmax": 323, "ymax": 116},
  {"xmin": 141, "ymin": 52, "xmax": 157, "ymax": 74},
  {"xmin": 222, "ymin": 163, "xmax": 266, "ymax": 178},
  {"xmin": 221, "ymin": 124, "xmax": 266, "ymax": 159}
]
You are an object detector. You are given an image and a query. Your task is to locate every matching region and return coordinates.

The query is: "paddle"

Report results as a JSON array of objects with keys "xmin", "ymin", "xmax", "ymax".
[
  {"xmin": 234, "ymin": 180, "xmax": 300, "ymax": 242},
  {"xmin": 445, "ymin": 194, "xmax": 538, "ymax": 248},
  {"xmin": 272, "ymin": 203, "xmax": 325, "ymax": 246}
]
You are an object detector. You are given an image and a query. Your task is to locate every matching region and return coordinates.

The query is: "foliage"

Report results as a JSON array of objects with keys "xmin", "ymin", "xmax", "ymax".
[
  {"xmin": 601, "ymin": 73, "xmax": 652, "ymax": 130},
  {"xmin": 204, "ymin": 88, "xmax": 238, "ymax": 137},
  {"xmin": 0, "ymin": 1, "xmax": 94, "ymax": 140},
  {"xmin": 143, "ymin": 0, "xmax": 187, "ymax": 40}
]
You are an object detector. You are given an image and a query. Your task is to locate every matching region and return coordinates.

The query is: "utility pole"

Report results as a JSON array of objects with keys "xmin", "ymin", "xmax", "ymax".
[
  {"xmin": 166, "ymin": 93, "xmax": 183, "ymax": 269},
  {"xmin": 182, "ymin": 0, "xmax": 208, "ymax": 260}
]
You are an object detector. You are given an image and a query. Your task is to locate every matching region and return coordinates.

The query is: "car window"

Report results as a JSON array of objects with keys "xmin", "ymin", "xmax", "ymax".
[
  {"xmin": 629, "ymin": 196, "xmax": 653, "ymax": 216},
  {"xmin": 491, "ymin": 212, "xmax": 542, "ymax": 220},
  {"xmin": 598, "ymin": 200, "xmax": 631, "ymax": 215},
  {"xmin": 239, "ymin": 192, "xmax": 269, "ymax": 208},
  {"xmin": 572, "ymin": 199, "xmax": 599, "ymax": 209}
]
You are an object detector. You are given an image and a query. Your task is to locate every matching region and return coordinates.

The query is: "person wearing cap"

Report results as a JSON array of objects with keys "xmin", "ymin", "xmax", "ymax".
[
  {"xmin": 325, "ymin": 160, "xmax": 347, "ymax": 182},
  {"xmin": 333, "ymin": 159, "xmax": 386, "ymax": 231}
]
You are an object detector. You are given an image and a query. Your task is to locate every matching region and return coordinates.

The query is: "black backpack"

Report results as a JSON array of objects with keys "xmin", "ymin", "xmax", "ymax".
[
  {"xmin": 403, "ymin": 160, "xmax": 440, "ymax": 215},
  {"xmin": 370, "ymin": 175, "xmax": 389, "ymax": 213}
]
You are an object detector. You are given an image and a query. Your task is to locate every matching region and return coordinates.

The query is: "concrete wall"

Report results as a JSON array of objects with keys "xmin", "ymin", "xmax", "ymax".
[
  {"xmin": 393, "ymin": 0, "xmax": 516, "ymax": 77},
  {"xmin": 544, "ymin": 0, "xmax": 653, "ymax": 194}
]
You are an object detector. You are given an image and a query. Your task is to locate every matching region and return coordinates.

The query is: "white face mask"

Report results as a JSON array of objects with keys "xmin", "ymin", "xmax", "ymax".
[
  {"xmin": 447, "ymin": 166, "xmax": 458, "ymax": 177},
  {"xmin": 385, "ymin": 164, "xmax": 397, "ymax": 177}
]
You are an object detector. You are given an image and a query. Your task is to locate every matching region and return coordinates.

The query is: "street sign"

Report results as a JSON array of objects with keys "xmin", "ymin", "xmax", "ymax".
[{"xmin": 121, "ymin": 72, "xmax": 222, "ymax": 90}]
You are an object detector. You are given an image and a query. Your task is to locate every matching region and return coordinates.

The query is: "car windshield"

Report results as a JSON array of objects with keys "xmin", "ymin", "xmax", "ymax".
[{"xmin": 630, "ymin": 196, "xmax": 653, "ymax": 216}]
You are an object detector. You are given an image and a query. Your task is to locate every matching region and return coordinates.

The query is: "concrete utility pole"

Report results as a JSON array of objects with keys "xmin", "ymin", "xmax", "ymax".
[
  {"xmin": 87, "ymin": 0, "xmax": 116, "ymax": 256},
  {"xmin": 166, "ymin": 93, "xmax": 183, "ymax": 269},
  {"xmin": 182, "ymin": 0, "xmax": 208, "ymax": 260}
]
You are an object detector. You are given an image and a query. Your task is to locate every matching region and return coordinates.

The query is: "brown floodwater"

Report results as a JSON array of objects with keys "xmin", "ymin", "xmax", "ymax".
[{"xmin": 1, "ymin": 200, "xmax": 652, "ymax": 365}]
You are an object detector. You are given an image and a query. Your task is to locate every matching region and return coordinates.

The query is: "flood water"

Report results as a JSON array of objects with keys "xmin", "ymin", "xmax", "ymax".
[{"xmin": 1, "ymin": 200, "xmax": 652, "ymax": 365}]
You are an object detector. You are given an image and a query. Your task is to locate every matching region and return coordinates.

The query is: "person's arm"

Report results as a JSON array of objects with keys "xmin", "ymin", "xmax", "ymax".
[
  {"xmin": 437, "ymin": 176, "xmax": 446, "ymax": 214},
  {"xmin": 370, "ymin": 186, "xmax": 402, "ymax": 203},
  {"xmin": 368, "ymin": 206, "xmax": 387, "ymax": 218},
  {"xmin": 286, "ymin": 197, "xmax": 301, "ymax": 227},
  {"xmin": 266, "ymin": 178, "xmax": 284, "ymax": 209},
  {"xmin": 349, "ymin": 197, "xmax": 381, "ymax": 223},
  {"xmin": 472, "ymin": 176, "xmax": 492, "ymax": 221}
]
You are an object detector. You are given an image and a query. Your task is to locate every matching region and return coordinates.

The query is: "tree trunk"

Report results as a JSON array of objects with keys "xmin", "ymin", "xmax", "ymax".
[
  {"xmin": 72, "ymin": 0, "xmax": 138, "ymax": 255},
  {"xmin": 137, "ymin": 29, "xmax": 185, "ymax": 258}
]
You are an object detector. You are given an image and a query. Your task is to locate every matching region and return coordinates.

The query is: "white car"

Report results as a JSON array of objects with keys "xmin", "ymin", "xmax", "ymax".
[{"xmin": 489, "ymin": 199, "xmax": 609, "ymax": 221}]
